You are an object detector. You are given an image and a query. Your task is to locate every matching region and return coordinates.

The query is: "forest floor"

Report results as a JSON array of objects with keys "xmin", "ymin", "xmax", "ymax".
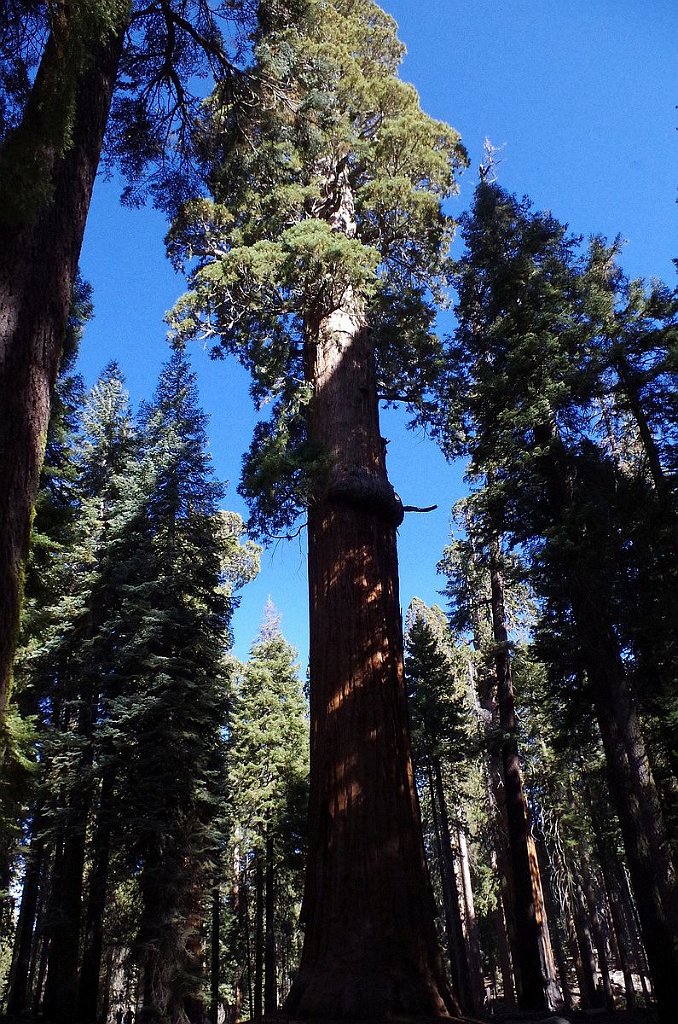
[{"xmin": 491, "ymin": 1009, "xmax": 658, "ymax": 1024}]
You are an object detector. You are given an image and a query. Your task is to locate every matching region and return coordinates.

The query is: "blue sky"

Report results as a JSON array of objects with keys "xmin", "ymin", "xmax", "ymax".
[{"xmin": 77, "ymin": 0, "xmax": 677, "ymax": 666}]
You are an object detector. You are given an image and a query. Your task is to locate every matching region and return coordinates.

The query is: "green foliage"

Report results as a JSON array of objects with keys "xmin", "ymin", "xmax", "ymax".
[
  {"xmin": 229, "ymin": 609, "xmax": 308, "ymax": 847},
  {"xmin": 405, "ymin": 598, "xmax": 471, "ymax": 768},
  {"xmin": 226, "ymin": 602, "xmax": 309, "ymax": 1007},
  {"xmin": 0, "ymin": 0, "xmax": 130, "ymax": 218},
  {"xmin": 7, "ymin": 349, "xmax": 260, "ymax": 1018},
  {"xmin": 167, "ymin": 0, "xmax": 467, "ymax": 537},
  {"xmin": 441, "ymin": 176, "xmax": 678, "ymax": 866},
  {"xmin": 0, "ymin": 2, "xmax": 261, "ymax": 219}
]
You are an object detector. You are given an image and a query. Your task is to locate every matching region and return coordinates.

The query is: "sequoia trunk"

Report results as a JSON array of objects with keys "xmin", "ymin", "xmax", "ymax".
[{"xmin": 284, "ymin": 261, "xmax": 456, "ymax": 1016}]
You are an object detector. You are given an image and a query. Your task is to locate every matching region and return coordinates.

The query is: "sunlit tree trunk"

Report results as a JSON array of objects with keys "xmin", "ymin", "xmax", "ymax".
[{"xmin": 284, "ymin": 167, "xmax": 456, "ymax": 1018}]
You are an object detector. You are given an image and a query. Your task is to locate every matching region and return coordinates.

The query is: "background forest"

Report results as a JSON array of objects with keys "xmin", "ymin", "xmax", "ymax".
[{"xmin": 0, "ymin": 1, "xmax": 676, "ymax": 1023}]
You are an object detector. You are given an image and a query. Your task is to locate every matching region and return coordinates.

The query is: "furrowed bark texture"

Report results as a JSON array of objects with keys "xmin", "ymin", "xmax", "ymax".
[
  {"xmin": 0, "ymin": 22, "xmax": 125, "ymax": 725},
  {"xmin": 284, "ymin": 287, "xmax": 456, "ymax": 1018}
]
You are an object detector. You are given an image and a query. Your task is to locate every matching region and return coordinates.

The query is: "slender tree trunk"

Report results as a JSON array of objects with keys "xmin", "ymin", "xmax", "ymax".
[
  {"xmin": 528, "ymin": 832, "xmax": 561, "ymax": 1007},
  {"xmin": 283, "ymin": 165, "xmax": 456, "ymax": 1019},
  {"xmin": 585, "ymin": 785, "xmax": 637, "ymax": 1009},
  {"xmin": 76, "ymin": 765, "xmax": 116, "ymax": 1021},
  {"xmin": 456, "ymin": 824, "xmax": 486, "ymax": 1012},
  {"xmin": 469, "ymin": 661, "xmax": 517, "ymax": 1010},
  {"xmin": 232, "ymin": 845, "xmax": 245, "ymax": 1024},
  {"xmin": 489, "ymin": 540, "xmax": 548, "ymax": 1011},
  {"xmin": 535, "ymin": 835, "xmax": 572, "ymax": 1011},
  {"xmin": 572, "ymin": 874, "xmax": 599, "ymax": 1009},
  {"xmin": 101, "ymin": 945, "xmax": 115, "ymax": 1024},
  {"xmin": 618, "ymin": 860, "xmax": 651, "ymax": 1002},
  {"xmin": 264, "ymin": 833, "xmax": 277, "ymax": 1015},
  {"xmin": 42, "ymin": 801, "xmax": 90, "ymax": 1022},
  {"xmin": 211, "ymin": 887, "xmax": 220, "ymax": 1024},
  {"xmin": 33, "ymin": 927, "xmax": 50, "ymax": 1013},
  {"xmin": 243, "ymin": 869, "xmax": 254, "ymax": 1019},
  {"xmin": 427, "ymin": 764, "xmax": 473, "ymax": 1013},
  {"xmin": 561, "ymin": 895, "xmax": 587, "ymax": 1010},
  {"xmin": 0, "ymin": 16, "xmax": 126, "ymax": 729},
  {"xmin": 27, "ymin": 846, "xmax": 53, "ymax": 1011},
  {"xmin": 605, "ymin": 888, "xmax": 636, "ymax": 1011},
  {"xmin": 578, "ymin": 845, "xmax": 614, "ymax": 1010},
  {"xmin": 494, "ymin": 887, "xmax": 515, "ymax": 1008},
  {"xmin": 254, "ymin": 853, "xmax": 264, "ymax": 1019},
  {"xmin": 6, "ymin": 824, "xmax": 44, "ymax": 1015}
]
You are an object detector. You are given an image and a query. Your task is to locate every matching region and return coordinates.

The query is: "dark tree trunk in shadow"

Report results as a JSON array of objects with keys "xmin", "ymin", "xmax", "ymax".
[
  {"xmin": 6, "ymin": 813, "xmax": 44, "ymax": 1016},
  {"xmin": 0, "ymin": 21, "xmax": 126, "ymax": 730},
  {"xmin": 76, "ymin": 764, "xmax": 115, "ymax": 1021},
  {"xmin": 211, "ymin": 887, "xmax": 221, "ymax": 1024},
  {"xmin": 264, "ymin": 833, "xmax": 277, "ymax": 1015},
  {"xmin": 427, "ymin": 763, "xmax": 473, "ymax": 1013},
  {"xmin": 254, "ymin": 853, "xmax": 264, "ymax": 1019},
  {"xmin": 489, "ymin": 541, "xmax": 549, "ymax": 1011}
]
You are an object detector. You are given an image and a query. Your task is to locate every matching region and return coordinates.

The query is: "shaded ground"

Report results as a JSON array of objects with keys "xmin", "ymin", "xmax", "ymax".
[
  {"xmin": 494, "ymin": 1010, "xmax": 658, "ymax": 1024},
  {"xmin": 1, "ymin": 1011, "xmax": 660, "ymax": 1024}
]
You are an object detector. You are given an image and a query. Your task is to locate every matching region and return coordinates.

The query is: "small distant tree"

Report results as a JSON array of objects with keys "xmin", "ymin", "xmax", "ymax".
[{"xmin": 228, "ymin": 603, "xmax": 308, "ymax": 1016}]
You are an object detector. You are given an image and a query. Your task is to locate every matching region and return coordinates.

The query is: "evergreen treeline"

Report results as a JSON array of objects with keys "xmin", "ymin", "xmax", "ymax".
[
  {"xmin": 1, "ymin": 2, "xmax": 677, "ymax": 1023},
  {"xmin": 0, "ymin": 349, "xmax": 309, "ymax": 1022}
]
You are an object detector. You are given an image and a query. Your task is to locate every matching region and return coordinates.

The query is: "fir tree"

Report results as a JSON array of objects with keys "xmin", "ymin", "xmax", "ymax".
[
  {"xmin": 106, "ymin": 350, "xmax": 257, "ymax": 1023},
  {"xmin": 228, "ymin": 602, "xmax": 308, "ymax": 1016},
  {"xmin": 404, "ymin": 600, "xmax": 481, "ymax": 1014}
]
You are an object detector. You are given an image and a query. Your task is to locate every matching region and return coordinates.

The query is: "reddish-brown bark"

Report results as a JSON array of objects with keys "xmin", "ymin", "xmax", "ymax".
[{"xmin": 283, "ymin": 276, "xmax": 457, "ymax": 1016}]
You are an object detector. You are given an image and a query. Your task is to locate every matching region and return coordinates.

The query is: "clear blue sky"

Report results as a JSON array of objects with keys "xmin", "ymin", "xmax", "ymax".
[{"xmin": 77, "ymin": 0, "xmax": 677, "ymax": 666}]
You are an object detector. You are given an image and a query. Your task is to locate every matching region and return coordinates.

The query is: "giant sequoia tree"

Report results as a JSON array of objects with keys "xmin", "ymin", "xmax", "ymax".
[
  {"xmin": 0, "ymin": 0, "xmax": 255, "ymax": 730},
  {"xmin": 168, "ymin": 0, "xmax": 467, "ymax": 1015}
]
